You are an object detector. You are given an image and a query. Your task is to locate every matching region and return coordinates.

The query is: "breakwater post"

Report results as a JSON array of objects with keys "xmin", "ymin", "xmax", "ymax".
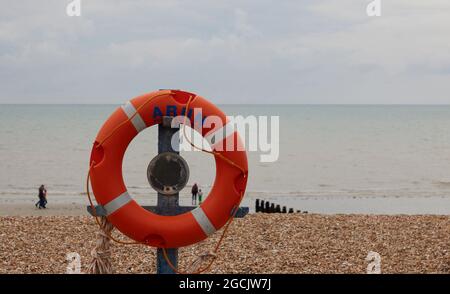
[{"xmin": 254, "ymin": 199, "xmax": 306, "ymax": 214}]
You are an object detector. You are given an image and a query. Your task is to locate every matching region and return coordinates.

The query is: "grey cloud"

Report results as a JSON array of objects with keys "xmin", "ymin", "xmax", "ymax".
[{"xmin": 0, "ymin": 0, "xmax": 450, "ymax": 104}]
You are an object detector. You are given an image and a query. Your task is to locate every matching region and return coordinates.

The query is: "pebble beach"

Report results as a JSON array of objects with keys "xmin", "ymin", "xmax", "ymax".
[{"xmin": 1, "ymin": 214, "xmax": 449, "ymax": 274}]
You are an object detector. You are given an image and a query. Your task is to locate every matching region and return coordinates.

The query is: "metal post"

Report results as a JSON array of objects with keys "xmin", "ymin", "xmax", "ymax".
[{"xmin": 156, "ymin": 117, "xmax": 179, "ymax": 274}]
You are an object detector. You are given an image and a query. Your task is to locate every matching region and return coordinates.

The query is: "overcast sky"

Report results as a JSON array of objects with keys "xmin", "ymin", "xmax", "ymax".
[{"xmin": 1, "ymin": 0, "xmax": 450, "ymax": 104}]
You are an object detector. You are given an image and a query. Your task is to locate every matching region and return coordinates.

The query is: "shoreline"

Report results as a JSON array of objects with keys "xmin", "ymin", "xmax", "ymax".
[{"xmin": 1, "ymin": 194, "xmax": 450, "ymax": 216}]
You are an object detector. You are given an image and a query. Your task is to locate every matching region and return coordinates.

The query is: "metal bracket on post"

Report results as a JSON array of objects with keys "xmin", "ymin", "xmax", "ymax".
[{"xmin": 87, "ymin": 205, "xmax": 249, "ymax": 219}]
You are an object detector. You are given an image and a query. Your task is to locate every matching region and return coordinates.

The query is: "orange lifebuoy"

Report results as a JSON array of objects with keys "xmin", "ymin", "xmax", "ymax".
[{"xmin": 89, "ymin": 90, "xmax": 248, "ymax": 248}]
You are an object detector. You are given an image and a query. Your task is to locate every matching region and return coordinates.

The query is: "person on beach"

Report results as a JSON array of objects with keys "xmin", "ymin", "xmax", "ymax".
[
  {"xmin": 198, "ymin": 189, "xmax": 203, "ymax": 205},
  {"xmin": 191, "ymin": 183, "xmax": 198, "ymax": 205},
  {"xmin": 35, "ymin": 185, "xmax": 47, "ymax": 209}
]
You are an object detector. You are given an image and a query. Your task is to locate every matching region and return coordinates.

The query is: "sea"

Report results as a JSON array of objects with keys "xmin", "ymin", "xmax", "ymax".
[{"xmin": 1, "ymin": 104, "xmax": 450, "ymax": 214}]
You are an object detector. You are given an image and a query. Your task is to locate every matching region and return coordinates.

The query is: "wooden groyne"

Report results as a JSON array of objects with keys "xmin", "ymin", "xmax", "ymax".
[{"xmin": 255, "ymin": 199, "xmax": 307, "ymax": 214}]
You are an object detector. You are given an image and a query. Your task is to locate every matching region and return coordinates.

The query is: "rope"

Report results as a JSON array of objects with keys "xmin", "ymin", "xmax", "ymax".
[
  {"xmin": 86, "ymin": 162, "xmax": 139, "ymax": 245},
  {"xmin": 181, "ymin": 95, "xmax": 247, "ymax": 175},
  {"xmin": 160, "ymin": 95, "xmax": 247, "ymax": 274},
  {"xmin": 86, "ymin": 91, "xmax": 247, "ymax": 274},
  {"xmin": 87, "ymin": 216, "xmax": 114, "ymax": 274}
]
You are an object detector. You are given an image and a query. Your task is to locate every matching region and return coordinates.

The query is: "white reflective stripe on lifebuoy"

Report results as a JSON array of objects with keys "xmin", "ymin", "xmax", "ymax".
[
  {"xmin": 205, "ymin": 121, "xmax": 235, "ymax": 149},
  {"xmin": 103, "ymin": 191, "xmax": 132, "ymax": 216},
  {"xmin": 191, "ymin": 207, "xmax": 216, "ymax": 236},
  {"xmin": 121, "ymin": 101, "xmax": 146, "ymax": 133}
]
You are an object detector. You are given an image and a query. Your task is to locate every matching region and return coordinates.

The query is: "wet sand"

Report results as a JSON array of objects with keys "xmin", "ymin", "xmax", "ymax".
[
  {"xmin": 1, "ymin": 214, "xmax": 449, "ymax": 274},
  {"xmin": 0, "ymin": 203, "xmax": 88, "ymax": 216},
  {"xmin": 2, "ymin": 193, "xmax": 450, "ymax": 216}
]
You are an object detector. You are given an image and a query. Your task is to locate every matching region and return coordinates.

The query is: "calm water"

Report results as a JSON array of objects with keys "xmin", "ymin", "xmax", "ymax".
[{"xmin": 1, "ymin": 104, "xmax": 450, "ymax": 214}]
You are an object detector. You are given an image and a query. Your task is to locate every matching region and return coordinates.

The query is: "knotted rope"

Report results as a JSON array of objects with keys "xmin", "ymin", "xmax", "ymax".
[{"xmin": 87, "ymin": 216, "xmax": 114, "ymax": 274}]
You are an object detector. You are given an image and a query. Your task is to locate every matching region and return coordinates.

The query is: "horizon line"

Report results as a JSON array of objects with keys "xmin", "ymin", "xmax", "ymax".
[{"xmin": 2, "ymin": 103, "xmax": 450, "ymax": 106}]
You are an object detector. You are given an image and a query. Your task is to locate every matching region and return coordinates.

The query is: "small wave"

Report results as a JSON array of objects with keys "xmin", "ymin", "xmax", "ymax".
[{"xmin": 126, "ymin": 186, "xmax": 150, "ymax": 190}]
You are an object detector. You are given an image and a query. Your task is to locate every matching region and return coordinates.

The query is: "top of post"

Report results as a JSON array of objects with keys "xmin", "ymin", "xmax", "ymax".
[{"xmin": 162, "ymin": 116, "xmax": 173, "ymax": 128}]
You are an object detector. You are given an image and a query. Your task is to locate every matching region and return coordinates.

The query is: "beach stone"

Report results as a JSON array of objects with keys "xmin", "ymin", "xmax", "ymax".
[{"xmin": 0, "ymin": 214, "xmax": 449, "ymax": 274}]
